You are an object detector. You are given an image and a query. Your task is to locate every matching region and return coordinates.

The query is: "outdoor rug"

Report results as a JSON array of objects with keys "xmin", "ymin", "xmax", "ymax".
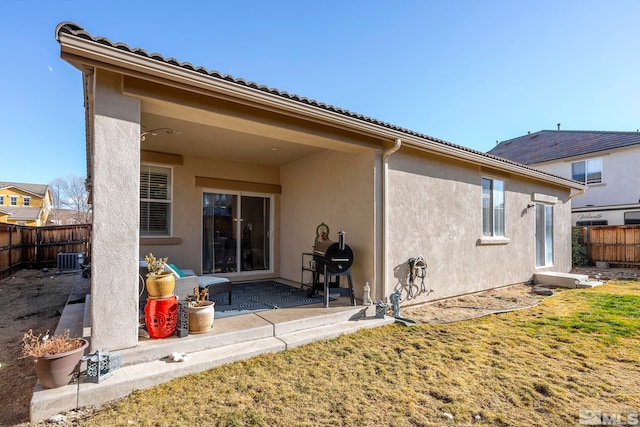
[{"xmin": 211, "ymin": 281, "xmax": 323, "ymax": 318}]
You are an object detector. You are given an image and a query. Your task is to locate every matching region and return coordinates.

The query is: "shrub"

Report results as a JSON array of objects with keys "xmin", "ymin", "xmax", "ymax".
[{"xmin": 572, "ymin": 227, "xmax": 589, "ymax": 267}]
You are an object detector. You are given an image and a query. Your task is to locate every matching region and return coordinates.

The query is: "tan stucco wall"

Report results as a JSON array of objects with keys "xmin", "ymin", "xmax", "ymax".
[
  {"xmin": 386, "ymin": 149, "xmax": 572, "ymax": 305},
  {"xmin": 140, "ymin": 155, "xmax": 281, "ymax": 279},
  {"xmin": 280, "ymin": 149, "xmax": 377, "ymax": 298},
  {"xmin": 139, "ymin": 143, "xmax": 574, "ymax": 309},
  {"xmin": 90, "ymin": 69, "xmax": 141, "ymax": 351}
]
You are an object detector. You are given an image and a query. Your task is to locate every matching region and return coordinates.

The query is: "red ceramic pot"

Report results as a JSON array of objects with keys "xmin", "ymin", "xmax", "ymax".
[{"xmin": 145, "ymin": 296, "xmax": 178, "ymax": 339}]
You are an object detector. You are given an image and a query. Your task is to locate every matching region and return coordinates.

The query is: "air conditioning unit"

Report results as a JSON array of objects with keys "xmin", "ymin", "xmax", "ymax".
[{"xmin": 57, "ymin": 252, "xmax": 84, "ymax": 273}]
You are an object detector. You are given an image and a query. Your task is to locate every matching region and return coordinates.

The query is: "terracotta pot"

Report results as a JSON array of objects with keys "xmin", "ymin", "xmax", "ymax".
[
  {"xmin": 145, "ymin": 296, "xmax": 179, "ymax": 339},
  {"xmin": 34, "ymin": 339, "xmax": 89, "ymax": 389},
  {"xmin": 188, "ymin": 301, "xmax": 215, "ymax": 333},
  {"xmin": 145, "ymin": 272, "xmax": 175, "ymax": 298}
]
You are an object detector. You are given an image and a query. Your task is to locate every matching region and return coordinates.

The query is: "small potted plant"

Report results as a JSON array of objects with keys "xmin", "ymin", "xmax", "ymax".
[
  {"xmin": 22, "ymin": 329, "xmax": 88, "ymax": 389},
  {"xmin": 186, "ymin": 286, "xmax": 215, "ymax": 333},
  {"xmin": 144, "ymin": 252, "xmax": 175, "ymax": 298}
]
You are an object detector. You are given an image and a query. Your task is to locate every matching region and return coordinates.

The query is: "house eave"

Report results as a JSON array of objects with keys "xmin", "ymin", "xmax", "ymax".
[{"xmin": 57, "ymin": 31, "xmax": 584, "ymax": 193}]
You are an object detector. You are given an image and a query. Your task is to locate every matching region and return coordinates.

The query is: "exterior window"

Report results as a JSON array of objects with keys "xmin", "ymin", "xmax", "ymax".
[
  {"xmin": 10, "ymin": 196, "xmax": 17, "ymax": 206},
  {"xmin": 536, "ymin": 204, "xmax": 554, "ymax": 267},
  {"xmin": 624, "ymin": 211, "xmax": 640, "ymax": 225},
  {"xmin": 0, "ymin": 195, "xmax": 4, "ymax": 205},
  {"xmin": 23, "ymin": 196, "xmax": 30, "ymax": 206},
  {"xmin": 140, "ymin": 165, "xmax": 172, "ymax": 236},
  {"xmin": 571, "ymin": 158, "xmax": 602, "ymax": 184},
  {"xmin": 482, "ymin": 178, "xmax": 505, "ymax": 237}
]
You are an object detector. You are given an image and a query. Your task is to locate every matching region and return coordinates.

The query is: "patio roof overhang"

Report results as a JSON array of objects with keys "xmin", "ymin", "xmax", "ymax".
[{"xmin": 56, "ymin": 22, "xmax": 586, "ymax": 195}]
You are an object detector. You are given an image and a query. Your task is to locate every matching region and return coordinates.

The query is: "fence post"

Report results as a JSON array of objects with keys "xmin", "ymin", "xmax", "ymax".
[
  {"xmin": 37, "ymin": 227, "xmax": 42, "ymax": 268},
  {"xmin": 8, "ymin": 225, "xmax": 12, "ymax": 272},
  {"xmin": 585, "ymin": 226, "xmax": 591, "ymax": 263}
]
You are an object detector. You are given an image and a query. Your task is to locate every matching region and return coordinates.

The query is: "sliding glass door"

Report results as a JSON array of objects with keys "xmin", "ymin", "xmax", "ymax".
[
  {"xmin": 202, "ymin": 192, "xmax": 272, "ymax": 274},
  {"xmin": 535, "ymin": 203, "xmax": 553, "ymax": 267}
]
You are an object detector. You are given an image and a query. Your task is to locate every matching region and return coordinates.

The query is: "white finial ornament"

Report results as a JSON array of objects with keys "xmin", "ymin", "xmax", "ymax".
[{"xmin": 363, "ymin": 282, "xmax": 372, "ymax": 305}]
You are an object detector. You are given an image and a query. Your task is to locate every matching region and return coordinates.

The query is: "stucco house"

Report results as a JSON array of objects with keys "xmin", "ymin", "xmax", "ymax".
[
  {"xmin": 0, "ymin": 182, "xmax": 52, "ymax": 226},
  {"xmin": 489, "ymin": 130, "xmax": 640, "ymax": 226},
  {"xmin": 56, "ymin": 22, "xmax": 585, "ymax": 355}
]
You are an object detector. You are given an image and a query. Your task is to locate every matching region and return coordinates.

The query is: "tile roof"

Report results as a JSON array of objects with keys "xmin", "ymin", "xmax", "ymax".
[
  {"xmin": 0, "ymin": 206, "xmax": 43, "ymax": 221},
  {"xmin": 0, "ymin": 181, "xmax": 49, "ymax": 197},
  {"xmin": 55, "ymin": 22, "xmax": 584, "ymax": 189},
  {"xmin": 488, "ymin": 130, "xmax": 640, "ymax": 165},
  {"xmin": 54, "ymin": 24, "xmax": 505, "ymax": 157}
]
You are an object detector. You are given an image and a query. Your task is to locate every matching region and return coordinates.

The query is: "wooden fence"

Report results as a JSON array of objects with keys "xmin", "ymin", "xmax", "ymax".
[
  {"xmin": 578, "ymin": 225, "xmax": 640, "ymax": 267},
  {"xmin": 0, "ymin": 223, "xmax": 91, "ymax": 279}
]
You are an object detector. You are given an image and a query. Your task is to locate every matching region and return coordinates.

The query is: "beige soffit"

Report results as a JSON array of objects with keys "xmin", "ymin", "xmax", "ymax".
[{"xmin": 57, "ymin": 24, "xmax": 585, "ymax": 193}]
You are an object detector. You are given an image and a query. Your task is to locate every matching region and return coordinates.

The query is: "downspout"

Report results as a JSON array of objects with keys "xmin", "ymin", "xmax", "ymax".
[{"xmin": 381, "ymin": 138, "xmax": 402, "ymax": 303}]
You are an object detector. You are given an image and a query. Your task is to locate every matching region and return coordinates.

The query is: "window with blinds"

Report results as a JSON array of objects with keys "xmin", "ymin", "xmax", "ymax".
[
  {"xmin": 140, "ymin": 165, "xmax": 172, "ymax": 236},
  {"xmin": 482, "ymin": 178, "xmax": 505, "ymax": 237}
]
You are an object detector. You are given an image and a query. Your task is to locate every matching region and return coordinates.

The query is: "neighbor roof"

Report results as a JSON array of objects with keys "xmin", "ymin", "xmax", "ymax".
[
  {"xmin": 0, "ymin": 182, "xmax": 50, "ymax": 198},
  {"xmin": 55, "ymin": 22, "xmax": 586, "ymax": 192},
  {"xmin": 489, "ymin": 130, "xmax": 640, "ymax": 165},
  {"xmin": 0, "ymin": 206, "xmax": 42, "ymax": 221}
]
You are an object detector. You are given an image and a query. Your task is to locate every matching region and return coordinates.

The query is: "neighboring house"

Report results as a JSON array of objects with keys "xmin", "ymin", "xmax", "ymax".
[
  {"xmin": 47, "ymin": 208, "xmax": 92, "ymax": 225},
  {"xmin": 56, "ymin": 23, "xmax": 585, "ymax": 354},
  {"xmin": 489, "ymin": 130, "xmax": 640, "ymax": 226},
  {"xmin": 0, "ymin": 182, "xmax": 52, "ymax": 226}
]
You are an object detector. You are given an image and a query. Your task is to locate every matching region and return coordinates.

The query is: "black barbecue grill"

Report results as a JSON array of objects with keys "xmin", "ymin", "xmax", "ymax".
[{"xmin": 309, "ymin": 231, "xmax": 356, "ymax": 307}]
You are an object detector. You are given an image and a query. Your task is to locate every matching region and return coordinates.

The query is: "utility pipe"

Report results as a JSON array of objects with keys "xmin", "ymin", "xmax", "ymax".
[{"xmin": 381, "ymin": 138, "xmax": 402, "ymax": 303}]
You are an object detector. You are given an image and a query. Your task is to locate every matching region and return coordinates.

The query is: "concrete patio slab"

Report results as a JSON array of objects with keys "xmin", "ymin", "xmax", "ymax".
[{"xmin": 30, "ymin": 293, "xmax": 394, "ymax": 422}]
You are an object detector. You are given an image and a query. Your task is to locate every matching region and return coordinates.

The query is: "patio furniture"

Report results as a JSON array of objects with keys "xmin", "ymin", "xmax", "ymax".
[{"xmin": 139, "ymin": 262, "xmax": 232, "ymax": 304}]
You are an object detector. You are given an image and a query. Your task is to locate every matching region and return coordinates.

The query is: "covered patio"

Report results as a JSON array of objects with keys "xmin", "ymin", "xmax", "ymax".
[
  {"xmin": 57, "ymin": 22, "xmax": 391, "ymax": 354},
  {"xmin": 30, "ymin": 278, "xmax": 392, "ymax": 421}
]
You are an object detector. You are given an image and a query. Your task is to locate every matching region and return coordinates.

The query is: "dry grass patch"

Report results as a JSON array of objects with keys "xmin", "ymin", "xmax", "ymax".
[{"xmin": 73, "ymin": 281, "xmax": 640, "ymax": 426}]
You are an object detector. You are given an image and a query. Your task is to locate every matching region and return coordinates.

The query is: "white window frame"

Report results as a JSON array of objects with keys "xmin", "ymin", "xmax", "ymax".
[
  {"xmin": 571, "ymin": 157, "xmax": 603, "ymax": 185},
  {"xmin": 10, "ymin": 196, "xmax": 17, "ymax": 206},
  {"xmin": 0, "ymin": 195, "xmax": 4, "ymax": 205},
  {"xmin": 23, "ymin": 196, "xmax": 30, "ymax": 206},
  {"xmin": 480, "ymin": 177, "xmax": 509, "ymax": 244},
  {"xmin": 140, "ymin": 164, "xmax": 173, "ymax": 237},
  {"xmin": 535, "ymin": 203, "xmax": 554, "ymax": 267}
]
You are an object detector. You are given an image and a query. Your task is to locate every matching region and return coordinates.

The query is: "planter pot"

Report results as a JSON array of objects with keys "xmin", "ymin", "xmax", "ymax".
[
  {"xmin": 145, "ymin": 272, "xmax": 176, "ymax": 298},
  {"xmin": 145, "ymin": 296, "xmax": 179, "ymax": 339},
  {"xmin": 34, "ymin": 339, "xmax": 89, "ymax": 389},
  {"xmin": 188, "ymin": 301, "xmax": 215, "ymax": 333}
]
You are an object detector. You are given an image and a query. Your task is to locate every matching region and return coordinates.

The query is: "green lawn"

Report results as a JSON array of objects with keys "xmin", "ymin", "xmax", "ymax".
[{"xmin": 80, "ymin": 281, "xmax": 640, "ymax": 426}]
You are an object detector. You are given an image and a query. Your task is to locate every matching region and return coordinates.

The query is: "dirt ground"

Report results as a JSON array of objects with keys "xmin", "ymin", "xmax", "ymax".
[
  {"xmin": 403, "ymin": 267, "xmax": 640, "ymax": 324},
  {"xmin": 1, "ymin": 267, "xmax": 638, "ymax": 426},
  {"xmin": 0, "ymin": 269, "xmax": 89, "ymax": 427}
]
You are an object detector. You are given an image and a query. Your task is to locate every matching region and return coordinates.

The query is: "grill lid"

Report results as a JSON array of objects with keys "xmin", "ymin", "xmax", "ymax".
[{"xmin": 313, "ymin": 240, "xmax": 353, "ymax": 273}]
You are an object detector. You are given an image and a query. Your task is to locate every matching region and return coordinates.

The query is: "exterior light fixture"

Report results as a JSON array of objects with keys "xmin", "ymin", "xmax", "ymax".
[{"xmin": 140, "ymin": 128, "xmax": 182, "ymax": 141}]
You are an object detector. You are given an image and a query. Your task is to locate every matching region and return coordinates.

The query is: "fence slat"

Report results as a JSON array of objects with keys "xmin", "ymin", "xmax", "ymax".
[
  {"xmin": 578, "ymin": 225, "xmax": 640, "ymax": 267},
  {"xmin": 0, "ymin": 224, "xmax": 92, "ymax": 279}
]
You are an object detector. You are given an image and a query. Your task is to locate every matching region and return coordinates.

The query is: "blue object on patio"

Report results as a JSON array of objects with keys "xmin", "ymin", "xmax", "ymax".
[
  {"xmin": 211, "ymin": 281, "xmax": 323, "ymax": 318},
  {"xmin": 139, "ymin": 261, "xmax": 232, "ymax": 304}
]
